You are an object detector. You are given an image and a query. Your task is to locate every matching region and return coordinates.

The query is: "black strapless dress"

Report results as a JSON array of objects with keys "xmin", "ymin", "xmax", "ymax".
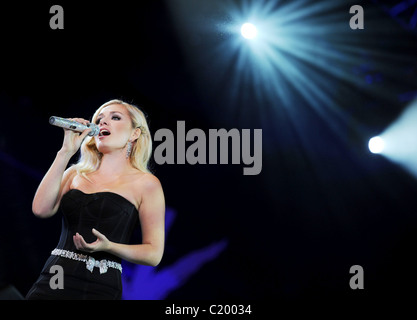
[{"xmin": 26, "ymin": 189, "xmax": 139, "ymax": 300}]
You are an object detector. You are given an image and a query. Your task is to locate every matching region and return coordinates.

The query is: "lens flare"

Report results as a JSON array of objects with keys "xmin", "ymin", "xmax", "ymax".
[{"xmin": 240, "ymin": 23, "xmax": 258, "ymax": 39}]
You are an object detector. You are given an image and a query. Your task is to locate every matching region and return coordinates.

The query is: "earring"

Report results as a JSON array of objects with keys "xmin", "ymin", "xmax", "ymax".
[{"xmin": 126, "ymin": 141, "xmax": 132, "ymax": 159}]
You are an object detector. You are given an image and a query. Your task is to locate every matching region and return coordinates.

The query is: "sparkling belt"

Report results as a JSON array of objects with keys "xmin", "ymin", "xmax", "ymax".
[{"xmin": 51, "ymin": 248, "xmax": 122, "ymax": 274}]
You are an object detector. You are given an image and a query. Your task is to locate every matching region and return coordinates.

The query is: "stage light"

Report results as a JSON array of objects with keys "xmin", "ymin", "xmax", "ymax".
[
  {"xmin": 371, "ymin": 100, "xmax": 417, "ymax": 179},
  {"xmin": 214, "ymin": 0, "xmax": 367, "ymax": 114},
  {"xmin": 168, "ymin": 0, "xmax": 406, "ymax": 154},
  {"xmin": 368, "ymin": 136, "xmax": 385, "ymax": 154},
  {"xmin": 241, "ymin": 23, "xmax": 258, "ymax": 39}
]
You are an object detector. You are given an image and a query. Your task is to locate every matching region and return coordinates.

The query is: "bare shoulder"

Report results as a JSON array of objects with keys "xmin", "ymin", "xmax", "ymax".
[
  {"xmin": 135, "ymin": 172, "xmax": 163, "ymax": 193},
  {"xmin": 132, "ymin": 172, "xmax": 164, "ymax": 211}
]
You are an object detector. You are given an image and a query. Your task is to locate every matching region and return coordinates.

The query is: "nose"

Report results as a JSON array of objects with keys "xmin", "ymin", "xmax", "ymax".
[{"xmin": 99, "ymin": 117, "xmax": 108, "ymax": 126}]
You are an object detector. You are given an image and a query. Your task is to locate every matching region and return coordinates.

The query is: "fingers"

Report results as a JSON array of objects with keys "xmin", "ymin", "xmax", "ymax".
[
  {"xmin": 68, "ymin": 118, "xmax": 91, "ymax": 126},
  {"xmin": 61, "ymin": 117, "xmax": 92, "ymax": 151},
  {"xmin": 73, "ymin": 232, "xmax": 94, "ymax": 252},
  {"xmin": 79, "ymin": 127, "xmax": 92, "ymax": 140},
  {"xmin": 91, "ymin": 228, "xmax": 104, "ymax": 239},
  {"xmin": 73, "ymin": 230, "xmax": 104, "ymax": 253},
  {"xmin": 62, "ymin": 118, "xmax": 91, "ymax": 135},
  {"xmin": 72, "ymin": 118, "xmax": 92, "ymax": 139},
  {"xmin": 73, "ymin": 232, "xmax": 85, "ymax": 250}
]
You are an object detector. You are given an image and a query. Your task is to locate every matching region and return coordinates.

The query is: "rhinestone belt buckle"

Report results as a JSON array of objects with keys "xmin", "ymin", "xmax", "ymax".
[
  {"xmin": 86, "ymin": 257, "xmax": 95, "ymax": 273},
  {"xmin": 86, "ymin": 257, "xmax": 109, "ymax": 274},
  {"xmin": 99, "ymin": 260, "xmax": 108, "ymax": 274}
]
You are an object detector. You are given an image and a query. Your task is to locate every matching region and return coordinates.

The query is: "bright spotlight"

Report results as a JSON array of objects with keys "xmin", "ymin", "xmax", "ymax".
[
  {"xmin": 368, "ymin": 136, "xmax": 385, "ymax": 154},
  {"xmin": 241, "ymin": 23, "xmax": 258, "ymax": 39}
]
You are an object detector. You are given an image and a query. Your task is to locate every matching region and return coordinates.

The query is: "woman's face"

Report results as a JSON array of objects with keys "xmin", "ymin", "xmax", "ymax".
[{"xmin": 93, "ymin": 104, "xmax": 135, "ymax": 154}]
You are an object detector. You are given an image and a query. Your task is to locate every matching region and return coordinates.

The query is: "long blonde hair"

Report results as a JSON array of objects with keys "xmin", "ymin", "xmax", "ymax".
[{"xmin": 72, "ymin": 99, "xmax": 153, "ymax": 178}]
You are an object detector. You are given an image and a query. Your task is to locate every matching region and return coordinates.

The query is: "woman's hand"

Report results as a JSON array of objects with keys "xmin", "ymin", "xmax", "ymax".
[
  {"xmin": 60, "ymin": 118, "xmax": 92, "ymax": 156},
  {"xmin": 73, "ymin": 228, "xmax": 111, "ymax": 253}
]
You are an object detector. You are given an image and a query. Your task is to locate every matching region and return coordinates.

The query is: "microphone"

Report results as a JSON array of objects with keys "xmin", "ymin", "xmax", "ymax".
[{"xmin": 49, "ymin": 116, "xmax": 99, "ymax": 136}]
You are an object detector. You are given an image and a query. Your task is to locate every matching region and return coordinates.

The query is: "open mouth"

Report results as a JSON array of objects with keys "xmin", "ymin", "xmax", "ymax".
[{"xmin": 99, "ymin": 129, "xmax": 111, "ymax": 137}]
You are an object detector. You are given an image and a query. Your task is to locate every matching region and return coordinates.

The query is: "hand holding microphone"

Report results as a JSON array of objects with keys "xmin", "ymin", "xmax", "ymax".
[{"xmin": 49, "ymin": 116, "xmax": 98, "ymax": 156}]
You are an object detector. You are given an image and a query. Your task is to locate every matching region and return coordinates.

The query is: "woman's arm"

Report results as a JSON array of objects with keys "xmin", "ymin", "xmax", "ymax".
[
  {"xmin": 73, "ymin": 174, "xmax": 166, "ymax": 267},
  {"xmin": 32, "ymin": 151, "xmax": 74, "ymax": 218},
  {"xmin": 32, "ymin": 119, "xmax": 91, "ymax": 218}
]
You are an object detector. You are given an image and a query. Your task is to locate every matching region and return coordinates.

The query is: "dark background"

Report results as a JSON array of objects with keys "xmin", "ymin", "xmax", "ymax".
[{"xmin": 1, "ymin": 0, "xmax": 417, "ymax": 303}]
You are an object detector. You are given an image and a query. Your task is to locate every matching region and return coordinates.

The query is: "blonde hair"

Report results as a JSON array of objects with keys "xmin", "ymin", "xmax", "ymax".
[{"xmin": 72, "ymin": 99, "xmax": 153, "ymax": 178}]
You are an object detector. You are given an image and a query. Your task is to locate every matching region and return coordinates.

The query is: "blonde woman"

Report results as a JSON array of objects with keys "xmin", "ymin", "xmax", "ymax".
[{"xmin": 26, "ymin": 100, "xmax": 165, "ymax": 299}]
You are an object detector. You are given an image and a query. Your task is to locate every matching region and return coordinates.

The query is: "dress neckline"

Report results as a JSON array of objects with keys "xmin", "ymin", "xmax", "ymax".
[{"xmin": 68, "ymin": 188, "xmax": 139, "ymax": 213}]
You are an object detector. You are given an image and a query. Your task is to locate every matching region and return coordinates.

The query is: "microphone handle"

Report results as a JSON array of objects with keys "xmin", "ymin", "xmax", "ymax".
[{"xmin": 49, "ymin": 116, "xmax": 99, "ymax": 136}]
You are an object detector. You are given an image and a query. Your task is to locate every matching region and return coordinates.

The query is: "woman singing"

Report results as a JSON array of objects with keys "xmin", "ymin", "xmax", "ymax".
[{"xmin": 26, "ymin": 99, "xmax": 165, "ymax": 299}]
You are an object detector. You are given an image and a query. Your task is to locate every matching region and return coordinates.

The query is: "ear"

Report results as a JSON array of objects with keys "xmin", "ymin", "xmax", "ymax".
[{"xmin": 130, "ymin": 127, "xmax": 141, "ymax": 142}]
